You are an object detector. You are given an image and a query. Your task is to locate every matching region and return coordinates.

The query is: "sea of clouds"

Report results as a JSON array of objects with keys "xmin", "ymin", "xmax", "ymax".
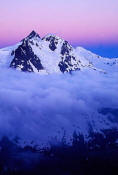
[{"xmin": 0, "ymin": 67, "xmax": 118, "ymax": 146}]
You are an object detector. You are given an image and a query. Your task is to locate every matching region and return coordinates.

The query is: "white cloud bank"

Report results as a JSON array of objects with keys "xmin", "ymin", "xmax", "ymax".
[{"xmin": 0, "ymin": 67, "xmax": 118, "ymax": 146}]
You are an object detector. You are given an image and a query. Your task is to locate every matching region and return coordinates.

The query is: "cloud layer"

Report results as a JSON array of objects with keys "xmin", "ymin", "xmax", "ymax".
[{"xmin": 0, "ymin": 68, "xmax": 118, "ymax": 146}]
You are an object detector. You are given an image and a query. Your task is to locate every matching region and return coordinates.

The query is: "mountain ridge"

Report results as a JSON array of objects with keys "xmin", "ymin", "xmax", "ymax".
[{"xmin": 0, "ymin": 31, "xmax": 118, "ymax": 74}]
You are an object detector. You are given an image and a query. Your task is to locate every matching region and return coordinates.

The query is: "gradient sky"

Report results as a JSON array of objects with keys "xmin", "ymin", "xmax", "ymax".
[{"xmin": 0, "ymin": 0, "xmax": 118, "ymax": 57}]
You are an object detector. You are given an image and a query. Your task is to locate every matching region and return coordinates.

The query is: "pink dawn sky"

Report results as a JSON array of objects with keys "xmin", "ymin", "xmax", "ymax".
[{"xmin": 0, "ymin": 0, "xmax": 118, "ymax": 57}]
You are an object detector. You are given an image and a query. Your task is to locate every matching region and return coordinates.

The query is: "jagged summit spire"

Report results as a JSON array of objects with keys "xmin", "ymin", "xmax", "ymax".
[{"xmin": 27, "ymin": 30, "xmax": 40, "ymax": 39}]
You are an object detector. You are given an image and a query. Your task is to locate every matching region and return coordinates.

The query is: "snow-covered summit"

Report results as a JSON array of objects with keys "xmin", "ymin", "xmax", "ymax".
[
  {"xmin": 25, "ymin": 30, "xmax": 41, "ymax": 40},
  {"xmin": 9, "ymin": 31, "xmax": 91, "ymax": 74},
  {"xmin": 0, "ymin": 31, "xmax": 117, "ymax": 74}
]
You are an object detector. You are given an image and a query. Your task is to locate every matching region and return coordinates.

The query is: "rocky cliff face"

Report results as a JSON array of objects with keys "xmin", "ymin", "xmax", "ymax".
[{"xmin": 9, "ymin": 31, "xmax": 90, "ymax": 74}]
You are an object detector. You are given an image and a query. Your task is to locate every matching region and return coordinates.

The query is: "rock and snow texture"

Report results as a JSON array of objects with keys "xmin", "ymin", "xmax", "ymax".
[
  {"xmin": 0, "ymin": 31, "xmax": 94, "ymax": 74},
  {"xmin": 10, "ymin": 31, "xmax": 83, "ymax": 74},
  {"xmin": 0, "ymin": 30, "xmax": 117, "ymax": 74},
  {"xmin": 0, "ymin": 31, "xmax": 118, "ymax": 75},
  {"xmin": 76, "ymin": 47, "xmax": 118, "ymax": 73}
]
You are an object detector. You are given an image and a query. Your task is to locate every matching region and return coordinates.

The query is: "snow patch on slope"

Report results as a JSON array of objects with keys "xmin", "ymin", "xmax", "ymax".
[{"xmin": 76, "ymin": 47, "xmax": 118, "ymax": 73}]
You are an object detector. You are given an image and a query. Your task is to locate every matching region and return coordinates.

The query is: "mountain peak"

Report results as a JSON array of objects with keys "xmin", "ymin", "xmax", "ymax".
[
  {"xmin": 27, "ymin": 30, "xmax": 40, "ymax": 39},
  {"xmin": 42, "ymin": 34, "xmax": 64, "ymax": 42}
]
